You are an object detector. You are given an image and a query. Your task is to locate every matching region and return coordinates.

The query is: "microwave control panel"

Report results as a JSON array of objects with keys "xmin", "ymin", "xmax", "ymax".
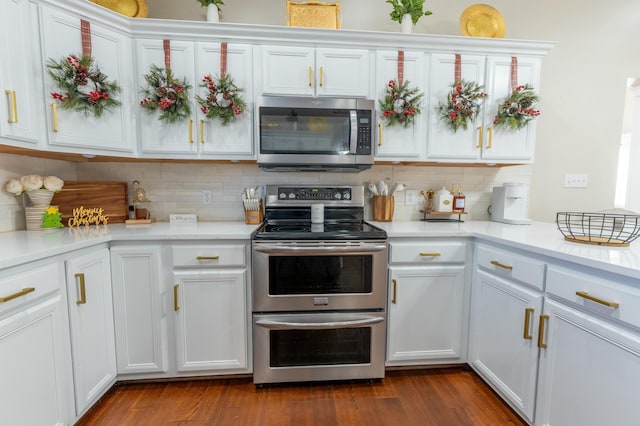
[{"xmin": 356, "ymin": 110, "xmax": 372, "ymax": 155}]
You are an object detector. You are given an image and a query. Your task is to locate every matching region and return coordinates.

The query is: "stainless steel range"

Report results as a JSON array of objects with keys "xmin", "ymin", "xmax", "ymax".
[{"xmin": 252, "ymin": 185, "xmax": 388, "ymax": 385}]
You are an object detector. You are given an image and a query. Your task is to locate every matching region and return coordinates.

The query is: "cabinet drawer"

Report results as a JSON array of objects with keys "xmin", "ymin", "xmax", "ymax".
[
  {"xmin": 547, "ymin": 265, "xmax": 640, "ymax": 330},
  {"xmin": 0, "ymin": 263, "xmax": 61, "ymax": 315},
  {"xmin": 171, "ymin": 244, "xmax": 246, "ymax": 267},
  {"xmin": 476, "ymin": 245, "xmax": 545, "ymax": 290},
  {"xmin": 389, "ymin": 240, "xmax": 467, "ymax": 264}
]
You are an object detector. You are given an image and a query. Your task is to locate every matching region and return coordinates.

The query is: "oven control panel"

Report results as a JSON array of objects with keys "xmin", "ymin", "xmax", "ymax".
[{"xmin": 278, "ymin": 187, "xmax": 352, "ymax": 201}]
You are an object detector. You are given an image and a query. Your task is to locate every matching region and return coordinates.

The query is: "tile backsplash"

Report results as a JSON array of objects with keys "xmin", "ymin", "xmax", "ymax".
[{"xmin": 0, "ymin": 152, "xmax": 532, "ymax": 232}]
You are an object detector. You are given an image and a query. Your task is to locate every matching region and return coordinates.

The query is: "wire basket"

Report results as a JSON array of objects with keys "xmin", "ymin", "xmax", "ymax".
[{"xmin": 556, "ymin": 212, "xmax": 640, "ymax": 247}]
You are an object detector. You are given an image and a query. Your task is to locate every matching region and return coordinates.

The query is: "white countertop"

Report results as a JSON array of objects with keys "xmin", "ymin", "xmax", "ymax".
[
  {"xmin": 371, "ymin": 220, "xmax": 640, "ymax": 280},
  {"xmin": 1, "ymin": 220, "xmax": 640, "ymax": 280}
]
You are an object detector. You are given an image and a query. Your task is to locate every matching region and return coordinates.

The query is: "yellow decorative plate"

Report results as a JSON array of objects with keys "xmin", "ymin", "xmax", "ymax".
[
  {"xmin": 91, "ymin": 0, "xmax": 148, "ymax": 18},
  {"xmin": 459, "ymin": 4, "xmax": 506, "ymax": 38}
]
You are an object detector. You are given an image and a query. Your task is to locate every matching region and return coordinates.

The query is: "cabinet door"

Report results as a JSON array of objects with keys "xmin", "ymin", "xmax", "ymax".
[
  {"xmin": 110, "ymin": 245, "xmax": 167, "ymax": 375},
  {"xmin": 39, "ymin": 6, "xmax": 135, "ymax": 154},
  {"xmin": 374, "ymin": 50, "xmax": 427, "ymax": 159},
  {"xmin": 316, "ymin": 48, "xmax": 371, "ymax": 98},
  {"xmin": 468, "ymin": 269, "xmax": 542, "ymax": 423},
  {"xmin": 0, "ymin": 0, "xmax": 45, "ymax": 147},
  {"xmin": 195, "ymin": 42, "xmax": 254, "ymax": 158},
  {"xmin": 65, "ymin": 248, "xmax": 116, "ymax": 416},
  {"xmin": 387, "ymin": 265, "xmax": 466, "ymax": 365},
  {"xmin": 260, "ymin": 45, "xmax": 315, "ymax": 96},
  {"xmin": 173, "ymin": 269, "xmax": 249, "ymax": 373},
  {"xmin": 481, "ymin": 55, "xmax": 540, "ymax": 162},
  {"xmin": 426, "ymin": 53, "xmax": 486, "ymax": 161},
  {"xmin": 0, "ymin": 295, "xmax": 71, "ymax": 426},
  {"xmin": 137, "ymin": 39, "xmax": 197, "ymax": 155},
  {"xmin": 535, "ymin": 299, "xmax": 640, "ymax": 426}
]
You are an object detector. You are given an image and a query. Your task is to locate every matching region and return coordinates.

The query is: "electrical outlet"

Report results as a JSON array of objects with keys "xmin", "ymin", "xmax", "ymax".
[
  {"xmin": 405, "ymin": 189, "xmax": 418, "ymax": 206},
  {"xmin": 202, "ymin": 190, "xmax": 212, "ymax": 204},
  {"xmin": 564, "ymin": 174, "xmax": 588, "ymax": 188}
]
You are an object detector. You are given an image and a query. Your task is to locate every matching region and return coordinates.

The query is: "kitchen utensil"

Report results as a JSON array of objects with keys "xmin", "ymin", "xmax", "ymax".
[
  {"xmin": 377, "ymin": 180, "xmax": 387, "ymax": 196},
  {"xmin": 367, "ymin": 182, "xmax": 379, "ymax": 196}
]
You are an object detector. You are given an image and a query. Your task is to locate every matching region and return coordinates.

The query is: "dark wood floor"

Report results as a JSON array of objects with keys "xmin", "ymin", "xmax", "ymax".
[{"xmin": 77, "ymin": 368, "xmax": 525, "ymax": 426}]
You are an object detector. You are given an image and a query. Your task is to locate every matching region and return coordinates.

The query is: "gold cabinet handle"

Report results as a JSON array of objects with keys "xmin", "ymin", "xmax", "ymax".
[
  {"xmin": 420, "ymin": 252, "xmax": 441, "ymax": 257},
  {"xmin": 5, "ymin": 90, "xmax": 18, "ymax": 123},
  {"xmin": 576, "ymin": 291, "xmax": 620, "ymax": 309},
  {"xmin": 391, "ymin": 279, "xmax": 397, "ymax": 304},
  {"xmin": 319, "ymin": 66, "xmax": 324, "ymax": 87},
  {"xmin": 188, "ymin": 119, "xmax": 194, "ymax": 143},
  {"xmin": 199, "ymin": 119, "xmax": 205, "ymax": 144},
  {"xmin": 487, "ymin": 127, "xmax": 493, "ymax": 149},
  {"xmin": 537, "ymin": 314, "xmax": 549, "ymax": 349},
  {"xmin": 52, "ymin": 103, "xmax": 59, "ymax": 132},
  {"xmin": 523, "ymin": 307, "xmax": 534, "ymax": 340},
  {"xmin": 490, "ymin": 260, "xmax": 513, "ymax": 271},
  {"xmin": 378, "ymin": 123, "xmax": 383, "ymax": 146},
  {"xmin": 174, "ymin": 284, "xmax": 180, "ymax": 311},
  {"xmin": 476, "ymin": 126, "xmax": 483, "ymax": 148},
  {"xmin": 197, "ymin": 256, "xmax": 220, "ymax": 260},
  {"xmin": 0, "ymin": 287, "xmax": 35, "ymax": 303},
  {"xmin": 75, "ymin": 273, "xmax": 87, "ymax": 305},
  {"xmin": 308, "ymin": 66, "xmax": 313, "ymax": 87}
]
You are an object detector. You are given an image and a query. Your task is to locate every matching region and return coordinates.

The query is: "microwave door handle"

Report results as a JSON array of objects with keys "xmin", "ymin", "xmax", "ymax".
[
  {"xmin": 254, "ymin": 244, "xmax": 387, "ymax": 254},
  {"xmin": 256, "ymin": 316, "xmax": 384, "ymax": 330},
  {"xmin": 349, "ymin": 110, "xmax": 358, "ymax": 154}
]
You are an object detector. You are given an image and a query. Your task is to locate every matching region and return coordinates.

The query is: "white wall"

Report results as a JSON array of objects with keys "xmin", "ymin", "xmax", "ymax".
[{"xmin": 148, "ymin": 0, "xmax": 640, "ymax": 221}]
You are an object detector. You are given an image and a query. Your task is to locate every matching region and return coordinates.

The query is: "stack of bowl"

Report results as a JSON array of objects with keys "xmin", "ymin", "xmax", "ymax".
[{"xmin": 24, "ymin": 189, "xmax": 54, "ymax": 231}]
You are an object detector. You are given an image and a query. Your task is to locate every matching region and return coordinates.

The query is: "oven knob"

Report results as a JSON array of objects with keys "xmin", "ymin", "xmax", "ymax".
[
  {"xmin": 288, "ymin": 192, "xmax": 296, "ymax": 199},
  {"xmin": 279, "ymin": 192, "xmax": 286, "ymax": 199},
  {"xmin": 343, "ymin": 191, "xmax": 351, "ymax": 200},
  {"xmin": 334, "ymin": 192, "xmax": 341, "ymax": 200}
]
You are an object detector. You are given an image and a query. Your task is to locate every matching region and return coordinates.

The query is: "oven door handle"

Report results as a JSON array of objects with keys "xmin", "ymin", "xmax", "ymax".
[
  {"xmin": 254, "ymin": 244, "xmax": 387, "ymax": 254},
  {"xmin": 256, "ymin": 316, "xmax": 384, "ymax": 330}
]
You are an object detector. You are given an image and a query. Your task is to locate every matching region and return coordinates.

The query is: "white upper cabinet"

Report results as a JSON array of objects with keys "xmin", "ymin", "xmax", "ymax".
[
  {"xmin": 427, "ymin": 54, "xmax": 541, "ymax": 163},
  {"xmin": 39, "ymin": 5, "xmax": 135, "ymax": 155},
  {"xmin": 194, "ymin": 42, "xmax": 254, "ymax": 158},
  {"xmin": 258, "ymin": 46, "xmax": 371, "ymax": 98},
  {"xmin": 374, "ymin": 50, "xmax": 427, "ymax": 160},
  {"xmin": 0, "ymin": 0, "xmax": 45, "ymax": 148}
]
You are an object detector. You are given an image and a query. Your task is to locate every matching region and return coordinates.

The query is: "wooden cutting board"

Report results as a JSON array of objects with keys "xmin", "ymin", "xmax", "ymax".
[{"xmin": 51, "ymin": 181, "xmax": 128, "ymax": 225}]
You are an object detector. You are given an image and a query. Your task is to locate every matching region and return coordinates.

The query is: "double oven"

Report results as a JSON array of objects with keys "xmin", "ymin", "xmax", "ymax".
[{"xmin": 252, "ymin": 185, "xmax": 388, "ymax": 384}]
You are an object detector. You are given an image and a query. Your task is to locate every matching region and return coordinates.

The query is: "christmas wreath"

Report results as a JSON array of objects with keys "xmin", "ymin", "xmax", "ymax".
[
  {"xmin": 47, "ymin": 55, "xmax": 121, "ymax": 118},
  {"xmin": 195, "ymin": 74, "xmax": 246, "ymax": 125},
  {"xmin": 437, "ymin": 80, "xmax": 487, "ymax": 132},
  {"xmin": 379, "ymin": 79, "xmax": 423, "ymax": 127},
  {"xmin": 139, "ymin": 65, "xmax": 191, "ymax": 123},
  {"xmin": 493, "ymin": 84, "xmax": 540, "ymax": 130}
]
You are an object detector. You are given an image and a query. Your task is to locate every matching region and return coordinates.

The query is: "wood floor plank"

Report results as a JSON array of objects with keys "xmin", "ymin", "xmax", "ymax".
[{"xmin": 76, "ymin": 368, "xmax": 526, "ymax": 426}]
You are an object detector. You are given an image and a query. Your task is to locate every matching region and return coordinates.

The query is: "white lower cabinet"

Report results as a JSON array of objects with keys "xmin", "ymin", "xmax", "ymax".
[
  {"xmin": 172, "ymin": 269, "xmax": 248, "ymax": 373},
  {"xmin": 468, "ymin": 268, "xmax": 543, "ymax": 423},
  {"xmin": 386, "ymin": 239, "xmax": 469, "ymax": 366},
  {"xmin": 110, "ymin": 244, "xmax": 167, "ymax": 375},
  {"xmin": 0, "ymin": 261, "xmax": 72, "ymax": 425},
  {"xmin": 535, "ymin": 298, "xmax": 640, "ymax": 426},
  {"xmin": 65, "ymin": 247, "xmax": 117, "ymax": 418}
]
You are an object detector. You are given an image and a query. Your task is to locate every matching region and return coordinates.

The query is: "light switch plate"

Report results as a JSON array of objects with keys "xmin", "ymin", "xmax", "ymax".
[
  {"xmin": 564, "ymin": 173, "xmax": 588, "ymax": 188},
  {"xmin": 405, "ymin": 189, "xmax": 418, "ymax": 206},
  {"xmin": 170, "ymin": 214, "xmax": 197, "ymax": 224}
]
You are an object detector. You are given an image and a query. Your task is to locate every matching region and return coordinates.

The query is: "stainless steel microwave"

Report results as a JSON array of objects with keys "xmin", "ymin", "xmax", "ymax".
[{"xmin": 256, "ymin": 96, "xmax": 375, "ymax": 172}]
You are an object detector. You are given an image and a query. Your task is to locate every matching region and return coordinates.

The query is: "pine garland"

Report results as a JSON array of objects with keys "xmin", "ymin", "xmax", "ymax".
[
  {"xmin": 493, "ymin": 84, "xmax": 540, "ymax": 130},
  {"xmin": 46, "ymin": 55, "xmax": 121, "ymax": 118},
  {"xmin": 379, "ymin": 79, "xmax": 423, "ymax": 128},
  {"xmin": 195, "ymin": 74, "xmax": 246, "ymax": 126},
  {"xmin": 437, "ymin": 80, "xmax": 487, "ymax": 133},
  {"xmin": 139, "ymin": 65, "xmax": 191, "ymax": 123}
]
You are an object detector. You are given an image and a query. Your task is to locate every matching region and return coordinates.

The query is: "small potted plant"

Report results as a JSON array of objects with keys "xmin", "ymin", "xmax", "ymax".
[
  {"xmin": 197, "ymin": 0, "xmax": 224, "ymax": 22},
  {"xmin": 386, "ymin": 0, "xmax": 432, "ymax": 33}
]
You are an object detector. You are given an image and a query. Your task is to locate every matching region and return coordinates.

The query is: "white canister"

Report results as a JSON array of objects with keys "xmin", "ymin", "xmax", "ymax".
[
  {"xmin": 434, "ymin": 187, "xmax": 453, "ymax": 212},
  {"xmin": 311, "ymin": 203, "xmax": 324, "ymax": 223}
]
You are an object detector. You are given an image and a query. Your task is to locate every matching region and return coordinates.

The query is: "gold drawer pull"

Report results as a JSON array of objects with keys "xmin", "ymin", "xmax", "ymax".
[
  {"xmin": 490, "ymin": 260, "xmax": 513, "ymax": 271},
  {"xmin": 0, "ymin": 287, "xmax": 35, "ymax": 303},
  {"xmin": 476, "ymin": 126, "xmax": 483, "ymax": 148},
  {"xmin": 197, "ymin": 256, "xmax": 220, "ymax": 260},
  {"xmin": 523, "ymin": 307, "xmax": 534, "ymax": 340},
  {"xmin": 378, "ymin": 123, "xmax": 383, "ymax": 146},
  {"xmin": 487, "ymin": 127, "xmax": 493, "ymax": 149},
  {"xmin": 537, "ymin": 314, "xmax": 549, "ymax": 349},
  {"xmin": 308, "ymin": 66, "xmax": 313, "ymax": 87},
  {"xmin": 174, "ymin": 284, "xmax": 179, "ymax": 311},
  {"xmin": 199, "ymin": 119, "xmax": 205, "ymax": 143},
  {"xmin": 420, "ymin": 252, "xmax": 441, "ymax": 257},
  {"xmin": 188, "ymin": 119, "xmax": 194, "ymax": 143},
  {"xmin": 319, "ymin": 66, "xmax": 324, "ymax": 87},
  {"xmin": 576, "ymin": 291, "xmax": 619, "ymax": 308},
  {"xmin": 5, "ymin": 90, "xmax": 18, "ymax": 123},
  {"xmin": 391, "ymin": 279, "xmax": 397, "ymax": 304},
  {"xmin": 75, "ymin": 273, "xmax": 87, "ymax": 305},
  {"xmin": 51, "ymin": 103, "xmax": 59, "ymax": 132}
]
